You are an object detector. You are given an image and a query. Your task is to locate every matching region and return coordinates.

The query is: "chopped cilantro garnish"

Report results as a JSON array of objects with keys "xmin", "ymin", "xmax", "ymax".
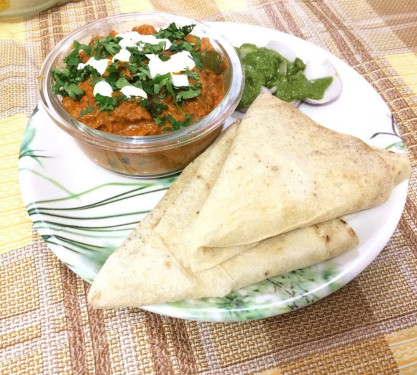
[
  {"xmin": 185, "ymin": 68, "xmax": 200, "ymax": 82},
  {"xmin": 155, "ymin": 23, "xmax": 195, "ymax": 42},
  {"xmin": 51, "ymin": 22, "xmax": 213, "ymax": 132},
  {"xmin": 53, "ymin": 81, "xmax": 84, "ymax": 100},
  {"xmin": 126, "ymin": 47, "xmax": 146, "ymax": 64},
  {"xmin": 168, "ymin": 40, "xmax": 194, "ymax": 54},
  {"xmin": 79, "ymin": 107, "xmax": 94, "ymax": 117},
  {"xmin": 138, "ymin": 98, "xmax": 152, "ymax": 112},
  {"xmin": 191, "ymin": 51, "xmax": 203, "ymax": 71},
  {"xmin": 95, "ymin": 93, "xmax": 119, "ymax": 112},
  {"xmin": 167, "ymin": 114, "xmax": 192, "ymax": 130},
  {"xmin": 115, "ymin": 77, "xmax": 130, "ymax": 89},
  {"xmin": 51, "ymin": 64, "xmax": 95, "ymax": 99},
  {"xmin": 154, "ymin": 116, "xmax": 166, "ymax": 126},
  {"xmin": 104, "ymin": 62, "xmax": 120, "ymax": 89},
  {"xmin": 176, "ymin": 87, "xmax": 201, "ymax": 102},
  {"xmin": 90, "ymin": 35, "xmax": 122, "ymax": 59},
  {"xmin": 136, "ymin": 66, "xmax": 152, "ymax": 81},
  {"xmin": 63, "ymin": 49, "xmax": 82, "ymax": 67},
  {"xmin": 63, "ymin": 41, "xmax": 91, "ymax": 66},
  {"xmin": 142, "ymin": 41, "xmax": 166, "ymax": 55}
]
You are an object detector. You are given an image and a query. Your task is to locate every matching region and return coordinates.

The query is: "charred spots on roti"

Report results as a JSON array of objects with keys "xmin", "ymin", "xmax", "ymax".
[
  {"xmin": 87, "ymin": 95, "xmax": 410, "ymax": 308},
  {"xmin": 196, "ymin": 174, "xmax": 211, "ymax": 189},
  {"xmin": 164, "ymin": 260, "xmax": 172, "ymax": 269},
  {"xmin": 254, "ymin": 154, "xmax": 262, "ymax": 163}
]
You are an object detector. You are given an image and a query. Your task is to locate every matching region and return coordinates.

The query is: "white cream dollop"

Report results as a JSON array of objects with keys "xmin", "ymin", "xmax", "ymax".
[
  {"xmin": 121, "ymin": 85, "xmax": 148, "ymax": 99},
  {"xmin": 116, "ymin": 31, "xmax": 172, "ymax": 50},
  {"xmin": 112, "ymin": 48, "xmax": 132, "ymax": 62},
  {"xmin": 78, "ymin": 57, "xmax": 110, "ymax": 76},
  {"xmin": 93, "ymin": 80, "xmax": 113, "ymax": 97},
  {"xmin": 146, "ymin": 51, "xmax": 195, "ymax": 78},
  {"xmin": 171, "ymin": 74, "xmax": 190, "ymax": 87}
]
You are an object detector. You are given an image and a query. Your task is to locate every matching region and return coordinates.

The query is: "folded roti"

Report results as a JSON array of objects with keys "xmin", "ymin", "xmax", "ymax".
[
  {"xmin": 89, "ymin": 216, "xmax": 357, "ymax": 308},
  {"xmin": 88, "ymin": 124, "xmax": 358, "ymax": 307},
  {"xmin": 88, "ymin": 94, "xmax": 411, "ymax": 308},
  {"xmin": 184, "ymin": 94, "xmax": 410, "ymax": 271}
]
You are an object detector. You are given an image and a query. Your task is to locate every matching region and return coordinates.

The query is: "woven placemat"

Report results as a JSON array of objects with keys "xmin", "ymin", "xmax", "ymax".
[{"xmin": 1, "ymin": 0, "xmax": 416, "ymax": 373}]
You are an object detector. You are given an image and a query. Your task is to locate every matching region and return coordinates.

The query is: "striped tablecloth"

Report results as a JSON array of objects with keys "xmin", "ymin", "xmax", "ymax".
[{"xmin": 1, "ymin": 1, "xmax": 416, "ymax": 374}]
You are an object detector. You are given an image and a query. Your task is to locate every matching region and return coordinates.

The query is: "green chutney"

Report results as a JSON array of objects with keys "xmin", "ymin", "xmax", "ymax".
[{"xmin": 236, "ymin": 43, "xmax": 333, "ymax": 109}]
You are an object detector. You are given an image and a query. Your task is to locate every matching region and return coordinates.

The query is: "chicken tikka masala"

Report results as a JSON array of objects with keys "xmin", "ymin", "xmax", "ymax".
[{"xmin": 51, "ymin": 23, "xmax": 227, "ymax": 136}]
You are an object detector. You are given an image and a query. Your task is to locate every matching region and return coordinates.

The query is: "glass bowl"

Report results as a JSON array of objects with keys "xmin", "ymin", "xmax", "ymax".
[{"xmin": 39, "ymin": 12, "xmax": 244, "ymax": 178}]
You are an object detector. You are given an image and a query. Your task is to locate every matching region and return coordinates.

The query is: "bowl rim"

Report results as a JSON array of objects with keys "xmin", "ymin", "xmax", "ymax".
[{"xmin": 39, "ymin": 11, "xmax": 244, "ymax": 151}]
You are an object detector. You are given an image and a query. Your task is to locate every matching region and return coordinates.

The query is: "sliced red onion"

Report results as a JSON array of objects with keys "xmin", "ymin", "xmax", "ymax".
[
  {"xmin": 265, "ymin": 40, "xmax": 297, "ymax": 62},
  {"xmin": 260, "ymin": 86, "xmax": 272, "ymax": 94},
  {"xmin": 303, "ymin": 59, "xmax": 343, "ymax": 104}
]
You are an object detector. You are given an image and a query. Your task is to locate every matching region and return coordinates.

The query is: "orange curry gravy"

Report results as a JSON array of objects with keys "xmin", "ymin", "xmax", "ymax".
[{"xmin": 60, "ymin": 24, "xmax": 227, "ymax": 136}]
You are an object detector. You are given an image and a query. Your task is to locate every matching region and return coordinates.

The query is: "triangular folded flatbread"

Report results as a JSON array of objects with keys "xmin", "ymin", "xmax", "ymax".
[
  {"xmin": 88, "ymin": 94, "xmax": 410, "ymax": 308},
  {"xmin": 88, "ymin": 123, "xmax": 358, "ymax": 307},
  {"xmin": 183, "ymin": 94, "xmax": 409, "ymax": 271}
]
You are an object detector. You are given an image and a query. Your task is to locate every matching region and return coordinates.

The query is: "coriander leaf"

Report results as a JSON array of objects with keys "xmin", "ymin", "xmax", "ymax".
[
  {"xmin": 185, "ymin": 69, "xmax": 201, "ymax": 86},
  {"xmin": 167, "ymin": 114, "xmax": 191, "ymax": 131},
  {"xmin": 63, "ymin": 40, "xmax": 91, "ymax": 66},
  {"xmin": 154, "ymin": 116, "xmax": 166, "ymax": 126},
  {"xmin": 91, "ymin": 35, "xmax": 121, "ymax": 59},
  {"xmin": 95, "ymin": 93, "xmax": 119, "ymax": 112},
  {"xmin": 115, "ymin": 77, "xmax": 130, "ymax": 89},
  {"xmin": 155, "ymin": 23, "xmax": 195, "ymax": 42},
  {"xmin": 138, "ymin": 98, "xmax": 152, "ymax": 112},
  {"xmin": 176, "ymin": 87, "xmax": 201, "ymax": 101},
  {"xmin": 142, "ymin": 41, "xmax": 166, "ymax": 55},
  {"xmin": 151, "ymin": 100, "xmax": 168, "ymax": 116},
  {"xmin": 104, "ymin": 61, "xmax": 120, "ymax": 88},
  {"xmin": 63, "ymin": 49, "xmax": 82, "ymax": 66},
  {"xmin": 192, "ymin": 52, "xmax": 203, "ymax": 71},
  {"xmin": 168, "ymin": 40, "xmax": 194, "ymax": 54},
  {"xmin": 136, "ymin": 66, "xmax": 152, "ymax": 81},
  {"xmin": 132, "ymin": 80, "xmax": 144, "ymax": 89},
  {"xmin": 51, "ymin": 64, "xmax": 95, "ymax": 99},
  {"xmin": 72, "ymin": 40, "xmax": 92, "ymax": 56},
  {"xmin": 79, "ymin": 107, "xmax": 95, "ymax": 117},
  {"xmin": 127, "ymin": 47, "xmax": 146, "ymax": 65},
  {"xmin": 64, "ymin": 83, "xmax": 84, "ymax": 100}
]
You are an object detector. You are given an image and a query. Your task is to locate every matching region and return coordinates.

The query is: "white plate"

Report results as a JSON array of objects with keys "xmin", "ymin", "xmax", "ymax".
[{"xmin": 18, "ymin": 22, "xmax": 408, "ymax": 322}]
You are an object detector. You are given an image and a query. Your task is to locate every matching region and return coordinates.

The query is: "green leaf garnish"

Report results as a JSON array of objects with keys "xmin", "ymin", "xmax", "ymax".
[
  {"xmin": 79, "ymin": 106, "xmax": 94, "ymax": 117},
  {"xmin": 176, "ymin": 87, "xmax": 201, "ymax": 101},
  {"xmin": 59, "ymin": 82, "xmax": 84, "ymax": 100},
  {"xmin": 115, "ymin": 77, "xmax": 130, "ymax": 89},
  {"xmin": 90, "ymin": 35, "xmax": 122, "ymax": 59},
  {"xmin": 95, "ymin": 93, "xmax": 119, "ymax": 112},
  {"xmin": 191, "ymin": 51, "xmax": 203, "ymax": 71},
  {"xmin": 167, "ymin": 114, "xmax": 192, "ymax": 130},
  {"xmin": 52, "ymin": 23, "xmax": 207, "ymax": 131},
  {"xmin": 154, "ymin": 116, "xmax": 166, "ymax": 126},
  {"xmin": 155, "ymin": 23, "xmax": 195, "ymax": 42}
]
